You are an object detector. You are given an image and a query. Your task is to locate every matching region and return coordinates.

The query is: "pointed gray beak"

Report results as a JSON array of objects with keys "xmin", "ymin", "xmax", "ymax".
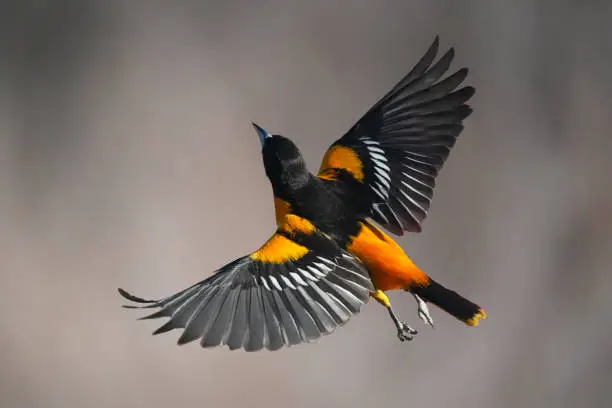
[{"xmin": 252, "ymin": 122, "xmax": 272, "ymax": 147}]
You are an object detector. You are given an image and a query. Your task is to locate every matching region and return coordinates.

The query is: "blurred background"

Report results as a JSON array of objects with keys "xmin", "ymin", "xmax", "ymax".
[{"xmin": 1, "ymin": 1, "xmax": 611, "ymax": 407}]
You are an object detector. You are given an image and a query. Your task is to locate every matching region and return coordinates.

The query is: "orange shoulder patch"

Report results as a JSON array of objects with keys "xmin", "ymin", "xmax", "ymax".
[
  {"xmin": 250, "ymin": 233, "xmax": 309, "ymax": 264},
  {"xmin": 318, "ymin": 145, "xmax": 364, "ymax": 182},
  {"xmin": 280, "ymin": 214, "xmax": 316, "ymax": 235},
  {"xmin": 250, "ymin": 215, "xmax": 315, "ymax": 264}
]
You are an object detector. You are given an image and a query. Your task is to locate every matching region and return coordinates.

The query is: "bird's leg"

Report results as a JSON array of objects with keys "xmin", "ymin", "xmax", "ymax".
[
  {"xmin": 387, "ymin": 306, "xmax": 418, "ymax": 342},
  {"xmin": 413, "ymin": 293, "xmax": 435, "ymax": 328},
  {"xmin": 371, "ymin": 290, "xmax": 417, "ymax": 342}
]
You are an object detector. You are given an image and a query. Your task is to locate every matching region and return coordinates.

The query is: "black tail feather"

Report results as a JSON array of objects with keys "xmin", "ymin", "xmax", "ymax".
[{"xmin": 411, "ymin": 279, "xmax": 486, "ymax": 326}]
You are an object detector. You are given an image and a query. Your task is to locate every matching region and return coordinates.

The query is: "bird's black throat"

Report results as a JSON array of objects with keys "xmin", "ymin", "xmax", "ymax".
[{"xmin": 263, "ymin": 135, "xmax": 311, "ymax": 201}]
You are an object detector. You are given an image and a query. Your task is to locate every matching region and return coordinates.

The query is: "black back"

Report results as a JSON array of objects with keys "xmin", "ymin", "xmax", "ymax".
[{"xmin": 262, "ymin": 135, "xmax": 365, "ymax": 244}]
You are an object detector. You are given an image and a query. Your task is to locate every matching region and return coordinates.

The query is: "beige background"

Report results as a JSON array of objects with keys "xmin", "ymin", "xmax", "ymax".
[{"xmin": 1, "ymin": 1, "xmax": 611, "ymax": 407}]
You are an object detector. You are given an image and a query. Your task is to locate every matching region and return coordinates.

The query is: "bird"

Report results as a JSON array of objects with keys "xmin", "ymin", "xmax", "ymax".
[{"xmin": 119, "ymin": 36, "xmax": 486, "ymax": 351}]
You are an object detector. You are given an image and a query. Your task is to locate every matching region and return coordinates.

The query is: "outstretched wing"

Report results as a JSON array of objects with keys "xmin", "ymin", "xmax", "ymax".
[
  {"xmin": 318, "ymin": 37, "xmax": 475, "ymax": 235},
  {"xmin": 119, "ymin": 214, "xmax": 374, "ymax": 352}
]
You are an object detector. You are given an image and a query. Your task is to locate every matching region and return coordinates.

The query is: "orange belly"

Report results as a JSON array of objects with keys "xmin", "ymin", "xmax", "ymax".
[{"xmin": 346, "ymin": 220, "xmax": 429, "ymax": 291}]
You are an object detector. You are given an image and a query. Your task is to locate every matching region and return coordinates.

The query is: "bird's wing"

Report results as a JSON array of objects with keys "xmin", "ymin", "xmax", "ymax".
[
  {"xmin": 119, "ymin": 214, "xmax": 374, "ymax": 352},
  {"xmin": 317, "ymin": 37, "xmax": 475, "ymax": 235}
]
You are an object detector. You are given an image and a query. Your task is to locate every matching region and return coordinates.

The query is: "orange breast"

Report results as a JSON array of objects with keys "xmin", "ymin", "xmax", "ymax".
[{"xmin": 347, "ymin": 221, "xmax": 429, "ymax": 291}]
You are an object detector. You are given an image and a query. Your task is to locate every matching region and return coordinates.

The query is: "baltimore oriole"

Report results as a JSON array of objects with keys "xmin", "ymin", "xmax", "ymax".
[{"xmin": 119, "ymin": 36, "xmax": 486, "ymax": 351}]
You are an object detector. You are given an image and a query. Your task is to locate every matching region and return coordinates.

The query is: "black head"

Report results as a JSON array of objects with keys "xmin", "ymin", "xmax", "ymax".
[{"xmin": 252, "ymin": 123, "xmax": 310, "ymax": 199}]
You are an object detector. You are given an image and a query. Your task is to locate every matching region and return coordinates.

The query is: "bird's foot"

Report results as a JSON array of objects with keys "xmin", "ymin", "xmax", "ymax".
[
  {"xmin": 396, "ymin": 322, "xmax": 418, "ymax": 342},
  {"xmin": 413, "ymin": 294, "xmax": 435, "ymax": 328}
]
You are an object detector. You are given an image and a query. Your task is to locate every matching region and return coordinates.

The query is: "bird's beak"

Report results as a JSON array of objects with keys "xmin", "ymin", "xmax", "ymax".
[{"xmin": 252, "ymin": 122, "xmax": 272, "ymax": 147}]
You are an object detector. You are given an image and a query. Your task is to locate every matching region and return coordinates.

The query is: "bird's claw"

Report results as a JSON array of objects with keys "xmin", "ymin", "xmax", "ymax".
[
  {"xmin": 396, "ymin": 322, "xmax": 418, "ymax": 342},
  {"xmin": 414, "ymin": 294, "xmax": 435, "ymax": 328}
]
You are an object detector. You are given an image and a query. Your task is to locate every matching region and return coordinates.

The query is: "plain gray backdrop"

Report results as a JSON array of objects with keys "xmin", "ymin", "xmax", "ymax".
[{"xmin": 1, "ymin": 1, "xmax": 611, "ymax": 407}]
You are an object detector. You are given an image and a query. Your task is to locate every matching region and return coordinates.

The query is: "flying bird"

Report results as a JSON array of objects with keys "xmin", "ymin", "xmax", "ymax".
[{"xmin": 119, "ymin": 36, "xmax": 486, "ymax": 351}]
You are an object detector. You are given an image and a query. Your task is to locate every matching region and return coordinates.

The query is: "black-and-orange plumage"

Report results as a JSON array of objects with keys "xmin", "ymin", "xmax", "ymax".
[{"xmin": 119, "ymin": 36, "xmax": 486, "ymax": 351}]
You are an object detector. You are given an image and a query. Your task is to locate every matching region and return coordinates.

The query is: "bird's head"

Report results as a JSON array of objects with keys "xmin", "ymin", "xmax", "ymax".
[{"xmin": 252, "ymin": 123, "xmax": 310, "ymax": 199}]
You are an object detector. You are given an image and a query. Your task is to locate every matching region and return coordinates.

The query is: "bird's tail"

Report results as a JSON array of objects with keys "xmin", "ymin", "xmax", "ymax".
[{"xmin": 410, "ymin": 279, "xmax": 486, "ymax": 326}]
